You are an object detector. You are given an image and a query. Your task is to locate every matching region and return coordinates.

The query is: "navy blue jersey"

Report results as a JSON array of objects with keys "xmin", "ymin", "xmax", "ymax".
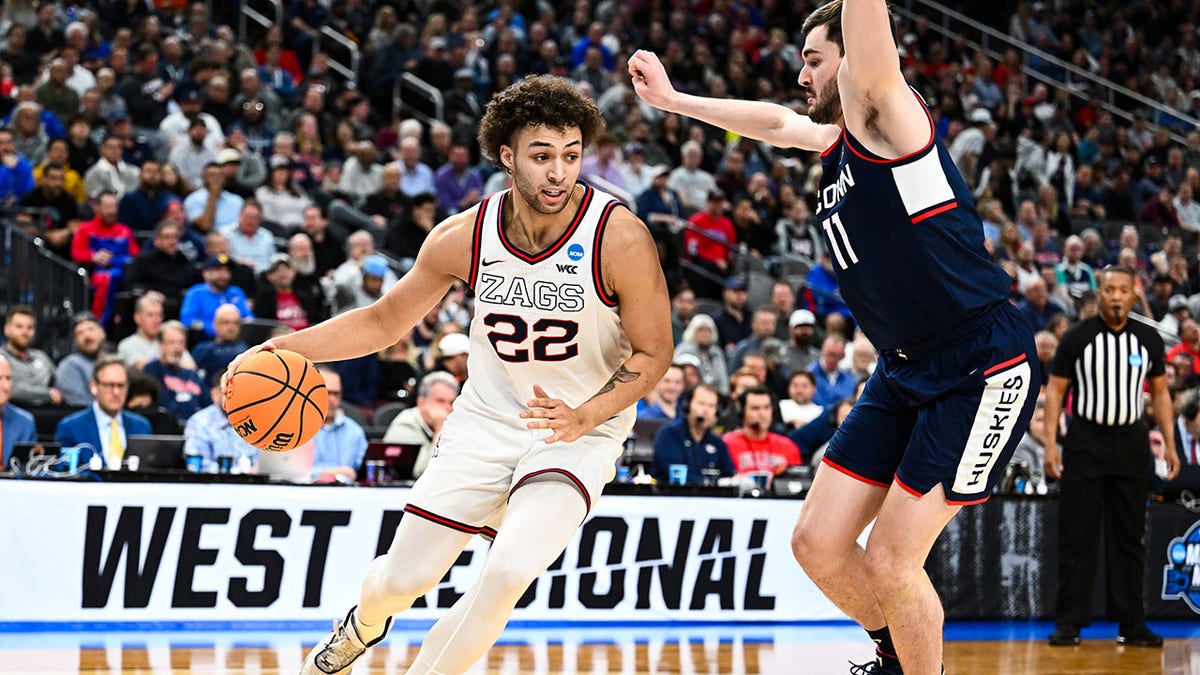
[{"xmin": 816, "ymin": 94, "xmax": 1011, "ymax": 353}]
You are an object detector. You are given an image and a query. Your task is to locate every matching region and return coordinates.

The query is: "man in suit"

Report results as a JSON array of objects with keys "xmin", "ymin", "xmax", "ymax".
[
  {"xmin": 55, "ymin": 355, "xmax": 152, "ymax": 468},
  {"xmin": 1161, "ymin": 389, "xmax": 1200, "ymax": 495},
  {"xmin": 0, "ymin": 353, "xmax": 37, "ymax": 465}
]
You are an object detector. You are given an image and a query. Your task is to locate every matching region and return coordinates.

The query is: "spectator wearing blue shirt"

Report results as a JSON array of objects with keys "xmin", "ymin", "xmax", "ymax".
[
  {"xmin": 310, "ymin": 368, "xmax": 368, "ymax": 483},
  {"xmin": 808, "ymin": 336, "xmax": 857, "ymax": 407},
  {"xmin": 568, "ymin": 22, "xmax": 615, "ymax": 71},
  {"xmin": 804, "ymin": 253, "xmax": 853, "ymax": 324},
  {"xmin": 433, "ymin": 145, "xmax": 484, "ymax": 214},
  {"xmin": 141, "ymin": 321, "xmax": 207, "ymax": 422},
  {"xmin": 221, "ymin": 201, "xmax": 276, "ymax": 273},
  {"xmin": 180, "ymin": 256, "xmax": 254, "ymax": 337},
  {"xmin": 1016, "ymin": 277, "xmax": 1067, "ymax": 336},
  {"xmin": 183, "ymin": 162, "xmax": 245, "ymax": 234},
  {"xmin": 637, "ymin": 364, "xmax": 685, "ymax": 421},
  {"xmin": 651, "ymin": 384, "xmax": 736, "ymax": 485},
  {"xmin": 192, "ymin": 304, "xmax": 250, "ymax": 384},
  {"xmin": 0, "ymin": 353, "xmax": 37, "ymax": 465},
  {"xmin": 117, "ymin": 160, "xmax": 175, "ymax": 239},
  {"xmin": 395, "ymin": 136, "xmax": 436, "ymax": 198},
  {"xmin": 183, "ymin": 368, "xmax": 259, "ymax": 473},
  {"xmin": 0, "ymin": 128, "xmax": 36, "ymax": 204}
]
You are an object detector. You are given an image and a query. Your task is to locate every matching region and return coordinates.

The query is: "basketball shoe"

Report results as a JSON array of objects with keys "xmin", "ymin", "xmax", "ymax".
[
  {"xmin": 301, "ymin": 605, "xmax": 392, "ymax": 675},
  {"xmin": 850, "ymin": 660, "xmax": 945, "ymax": 674}
]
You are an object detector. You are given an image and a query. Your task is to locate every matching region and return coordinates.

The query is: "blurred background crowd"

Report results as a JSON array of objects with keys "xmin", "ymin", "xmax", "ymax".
[{"xmin": 1, "ymin": 0, "xmax": 1198, "ymax": 489}]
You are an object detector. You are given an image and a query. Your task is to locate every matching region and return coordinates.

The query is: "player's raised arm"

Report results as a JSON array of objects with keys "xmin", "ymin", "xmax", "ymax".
[
  {"xmin": 836, "ymin": 0, "xmax": 930, "ymax": 157},
  {"xmin": 628, "ymin": 49, "xmax": 839, "ymax": 152},
  {"xmin": 230, "ymin": 210, "xmax": 473, "ymax": 372}
]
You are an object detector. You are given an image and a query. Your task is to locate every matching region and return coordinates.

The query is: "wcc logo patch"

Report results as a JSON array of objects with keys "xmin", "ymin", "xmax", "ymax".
[{"xmin": 1161, "ymin": 519, "xmax": 1200, "ymax": 613}]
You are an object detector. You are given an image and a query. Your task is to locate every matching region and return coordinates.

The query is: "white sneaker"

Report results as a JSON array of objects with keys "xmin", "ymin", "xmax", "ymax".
[{"xmin": 301, "ymin": 605, "xmax": 392, "ymax": 675}]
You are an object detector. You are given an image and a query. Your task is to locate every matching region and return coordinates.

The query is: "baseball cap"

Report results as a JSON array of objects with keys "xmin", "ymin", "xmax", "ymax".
[
  {"xmin": 649, "ymin": 164, "xmax": 671, "ymax": 179},
  {"xmin": 428, "ymin": 36, "xmax": 447, "ymax": 51},
  {"xmin": 1170, "ymin": 294, "xmax": 1189, "ymax": 312},
  {"xmin": 179, "ymin": 88, "xmax": 202, "ymax": 104},
  {"xmin": 201, "ymin": 255, "xmax": 231, "ymax": 270},
  {"xmin": 626, "ymin": 142, "xmax": 644, "ymax": 155},
  {"xmin": 673, "ymin": 353, "xmax": 701, "ymax": 369},
  {"xmin": 724, "ymin": 274, "xmax": 747, "ymax": 291},
  {"xmin": 708, "ymin": 187, "xmax": 726, "ymax": 201},
  {"xmin": 71, "ymin": 311, "xmax": 101, "ymax": 330},
  {"xmin": 438, "ymin": 332, "xmax": 470, "ymax": 357},
  {"xmin": 107, "ymin": 109, "xmax": 130, "ymax": 123},
  {"xmin": 361, "ymin": 255, "xmax": 389, "ymax": 278},
  {"xmin": 216, "ymin": 148, "xmax": 242, "ymax": 165},
  {"xmin": 454, "ymin": 67, "xmax": 474, "ymax": 80},
  {"xmin": 268, "ymin": 154, "xmax": 292, "ymax": 170},
  {"xmin": 968, "ymin": 108, "xmax": 993, "ymax": 124},
  {"xmin": 266, "ymin": 253, "xmax": 292, "ymax": 272},
  {"xmin": 789, "ymin": 309, "xmax": 817, "ymax": 328}
]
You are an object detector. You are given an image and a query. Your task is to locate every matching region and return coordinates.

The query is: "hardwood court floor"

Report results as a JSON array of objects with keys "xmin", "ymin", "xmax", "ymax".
[{"xmin": 2, "ymin": 623, "xmax": 1199, "ymax": 674}]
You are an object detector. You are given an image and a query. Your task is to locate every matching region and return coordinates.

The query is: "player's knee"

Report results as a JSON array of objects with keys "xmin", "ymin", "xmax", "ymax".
[
  {"xmin": 377, "ymin": 558, "xmax": 444, "ymax": 602},
  {"xmin": 478, "ymin": 558, "xmax": 540, "ymax": 599},
  {"xmin": 861, "ymin": 545, "xmax": 909, "ymax": 592},
  {"xmin": 791, "ymin": 520, "xmax": 835, "ymax": 574}
]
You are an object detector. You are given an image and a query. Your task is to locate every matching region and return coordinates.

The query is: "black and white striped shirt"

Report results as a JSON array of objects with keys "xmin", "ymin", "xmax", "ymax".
[{"xmin": 1050, "ymin": 317, "xmax": 1165, "ymax": 426}]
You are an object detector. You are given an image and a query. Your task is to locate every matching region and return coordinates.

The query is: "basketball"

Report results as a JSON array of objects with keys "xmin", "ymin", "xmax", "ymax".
[{"xmin": 224, "ymin": 349, "xmax": 328, "ymax": 452}]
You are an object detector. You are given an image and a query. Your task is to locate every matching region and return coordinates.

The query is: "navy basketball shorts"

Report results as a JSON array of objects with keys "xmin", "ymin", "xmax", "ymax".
[{"xmin": 822, "ymin": 303, "xmax": 1040, "ymax": 505}]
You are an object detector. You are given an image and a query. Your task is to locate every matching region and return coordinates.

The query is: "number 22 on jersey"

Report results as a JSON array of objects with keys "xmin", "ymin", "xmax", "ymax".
[{"xmin": 484, "ymin": 313, "xmax": 579, "ymax": 363}]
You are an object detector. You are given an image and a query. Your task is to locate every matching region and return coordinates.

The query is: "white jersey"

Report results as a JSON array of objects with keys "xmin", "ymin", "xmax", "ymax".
[{"xmin": 455, "ymin": 182, "xmax": 634, "ymax": 441}]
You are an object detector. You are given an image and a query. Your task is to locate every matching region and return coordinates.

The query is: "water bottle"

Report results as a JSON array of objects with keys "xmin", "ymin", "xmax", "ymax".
[{"xmin": 185, "ymin": 449, "xmax": 203, "ymax": 473}]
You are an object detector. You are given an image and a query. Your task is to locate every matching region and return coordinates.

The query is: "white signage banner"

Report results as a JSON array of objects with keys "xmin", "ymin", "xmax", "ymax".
[{"xmin": 0, "ymin": 481, "xmax": 848, "ymax": 624}]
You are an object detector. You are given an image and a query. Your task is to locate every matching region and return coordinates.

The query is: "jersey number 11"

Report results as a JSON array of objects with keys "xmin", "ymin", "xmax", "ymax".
[{"xmin": 821, "ymin": 212, "xmax": 859, "ymax": 270}]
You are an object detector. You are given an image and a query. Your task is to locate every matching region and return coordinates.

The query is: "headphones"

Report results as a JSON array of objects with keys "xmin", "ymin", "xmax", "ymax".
[{"xmin": 680, "ymin": 383, "xmax": 723, "ymax": 424}]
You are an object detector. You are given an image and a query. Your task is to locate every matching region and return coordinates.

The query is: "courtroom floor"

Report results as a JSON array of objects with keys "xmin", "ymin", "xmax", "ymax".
[{"xmin": 1, "ymin": 621, "xmax": 1199, "ymax": 674}]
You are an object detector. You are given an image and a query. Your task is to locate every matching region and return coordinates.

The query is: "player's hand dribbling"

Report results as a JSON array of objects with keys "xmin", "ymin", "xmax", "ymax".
[
  {"xmin": 221, "ymin": 341, "xmax": 277, "ymax": 405},
  {"xmin": 628, "ymin": 50, "xmax": 678, "ymax": 112},
  {"xmin": 521, "ymin": 384, "xmax": 592, "ymax": 444}
]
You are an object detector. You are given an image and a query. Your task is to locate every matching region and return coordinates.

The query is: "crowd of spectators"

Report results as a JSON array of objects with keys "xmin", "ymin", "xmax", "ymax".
[{"xmin": 1, "ymin": 0, "xmax": 1200, "ymax": 489}]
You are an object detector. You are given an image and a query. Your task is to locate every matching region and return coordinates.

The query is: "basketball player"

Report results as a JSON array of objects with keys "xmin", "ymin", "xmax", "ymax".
[
  {"xmin": 631, "ymin": 3, "xmax": 1038, "ymax": 674},
  {"xmin": 225, "ymin": 76, "xmax": 672, "ymax": 675}
]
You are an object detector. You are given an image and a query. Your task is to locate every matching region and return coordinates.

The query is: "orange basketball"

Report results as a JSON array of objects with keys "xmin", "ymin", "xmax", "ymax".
[{"xmin": 224, "ymin": 349, "xmax": 328, "ymax": 452}]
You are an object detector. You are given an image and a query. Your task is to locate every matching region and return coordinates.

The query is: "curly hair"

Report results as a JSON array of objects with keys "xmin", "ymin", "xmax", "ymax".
[{"xmin": 477, "ymin": 76, "xmax": 606, "ymax": 169}]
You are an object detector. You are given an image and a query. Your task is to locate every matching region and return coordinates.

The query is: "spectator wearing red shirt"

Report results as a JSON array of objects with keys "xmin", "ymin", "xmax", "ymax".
[
  {"xmin": 254, "ymin": 254, "xmax": 326, "ymax": 332},
  {"xmin": 1167, "ymin": 319, "xmax": 1200, "ymax": 377},
  {"xmin": 71, "ymin": 191, "xmax": 139, "ymax": 325},
  {"xmin": 684, "ymin": 188, "xmax": 736, "ymax": 298},
  {"xmin": 722, "ymin": 386, "xmax": 802, "ymax": 476}
]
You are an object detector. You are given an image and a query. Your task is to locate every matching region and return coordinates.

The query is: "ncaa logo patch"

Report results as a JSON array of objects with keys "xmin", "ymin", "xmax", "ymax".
[
  {"xmin": 567, "ymin": 244, "xmax": 585, "ymax": 261},
  {"xmin": 1130, "ymin": 353, "xmax": 1144, "ymax": 367},
  {"xmin": 1161, "ymin": 519, "xmax": 1200, "ymax": 613}
]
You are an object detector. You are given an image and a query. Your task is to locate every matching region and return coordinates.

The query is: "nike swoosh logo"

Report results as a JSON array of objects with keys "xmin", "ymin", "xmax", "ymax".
[{"xmin": 481, "ymin": 258, "xmax": 503, "ymax": 266}]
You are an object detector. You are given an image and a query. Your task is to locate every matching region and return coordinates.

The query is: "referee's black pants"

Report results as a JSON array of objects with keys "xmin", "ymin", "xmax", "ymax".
[{"xmin": 1054, "ymin": 428, "xmax": 1150, "ymax": 629}]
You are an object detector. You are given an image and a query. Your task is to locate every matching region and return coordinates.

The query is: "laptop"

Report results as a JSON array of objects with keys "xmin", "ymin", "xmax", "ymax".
[
  {"xmin": 359, "ymin": 442, "xmax": 421, "ymax": 483},
  {"xmin": 125, "ymin": 435, "xmax": 186, "ymax": 470},
  {"xmin": 626, "ymin": 418, "xmax": 668, "ymax": 464},
  {"xmin": 9, "ymin": 442, "xmax": 62, "ymax": 467}
]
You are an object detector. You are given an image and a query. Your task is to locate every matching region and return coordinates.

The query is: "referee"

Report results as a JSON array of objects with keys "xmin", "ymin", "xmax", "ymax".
[{"xmin": 1043, "ymin": 266, "xmax": 1180, "ymax": 647}]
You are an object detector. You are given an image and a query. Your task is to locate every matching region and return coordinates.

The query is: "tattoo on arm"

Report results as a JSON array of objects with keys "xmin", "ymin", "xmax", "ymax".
[{"xmin": 595, "ymin": 364, "xmax": 641, "ymax": 397}]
